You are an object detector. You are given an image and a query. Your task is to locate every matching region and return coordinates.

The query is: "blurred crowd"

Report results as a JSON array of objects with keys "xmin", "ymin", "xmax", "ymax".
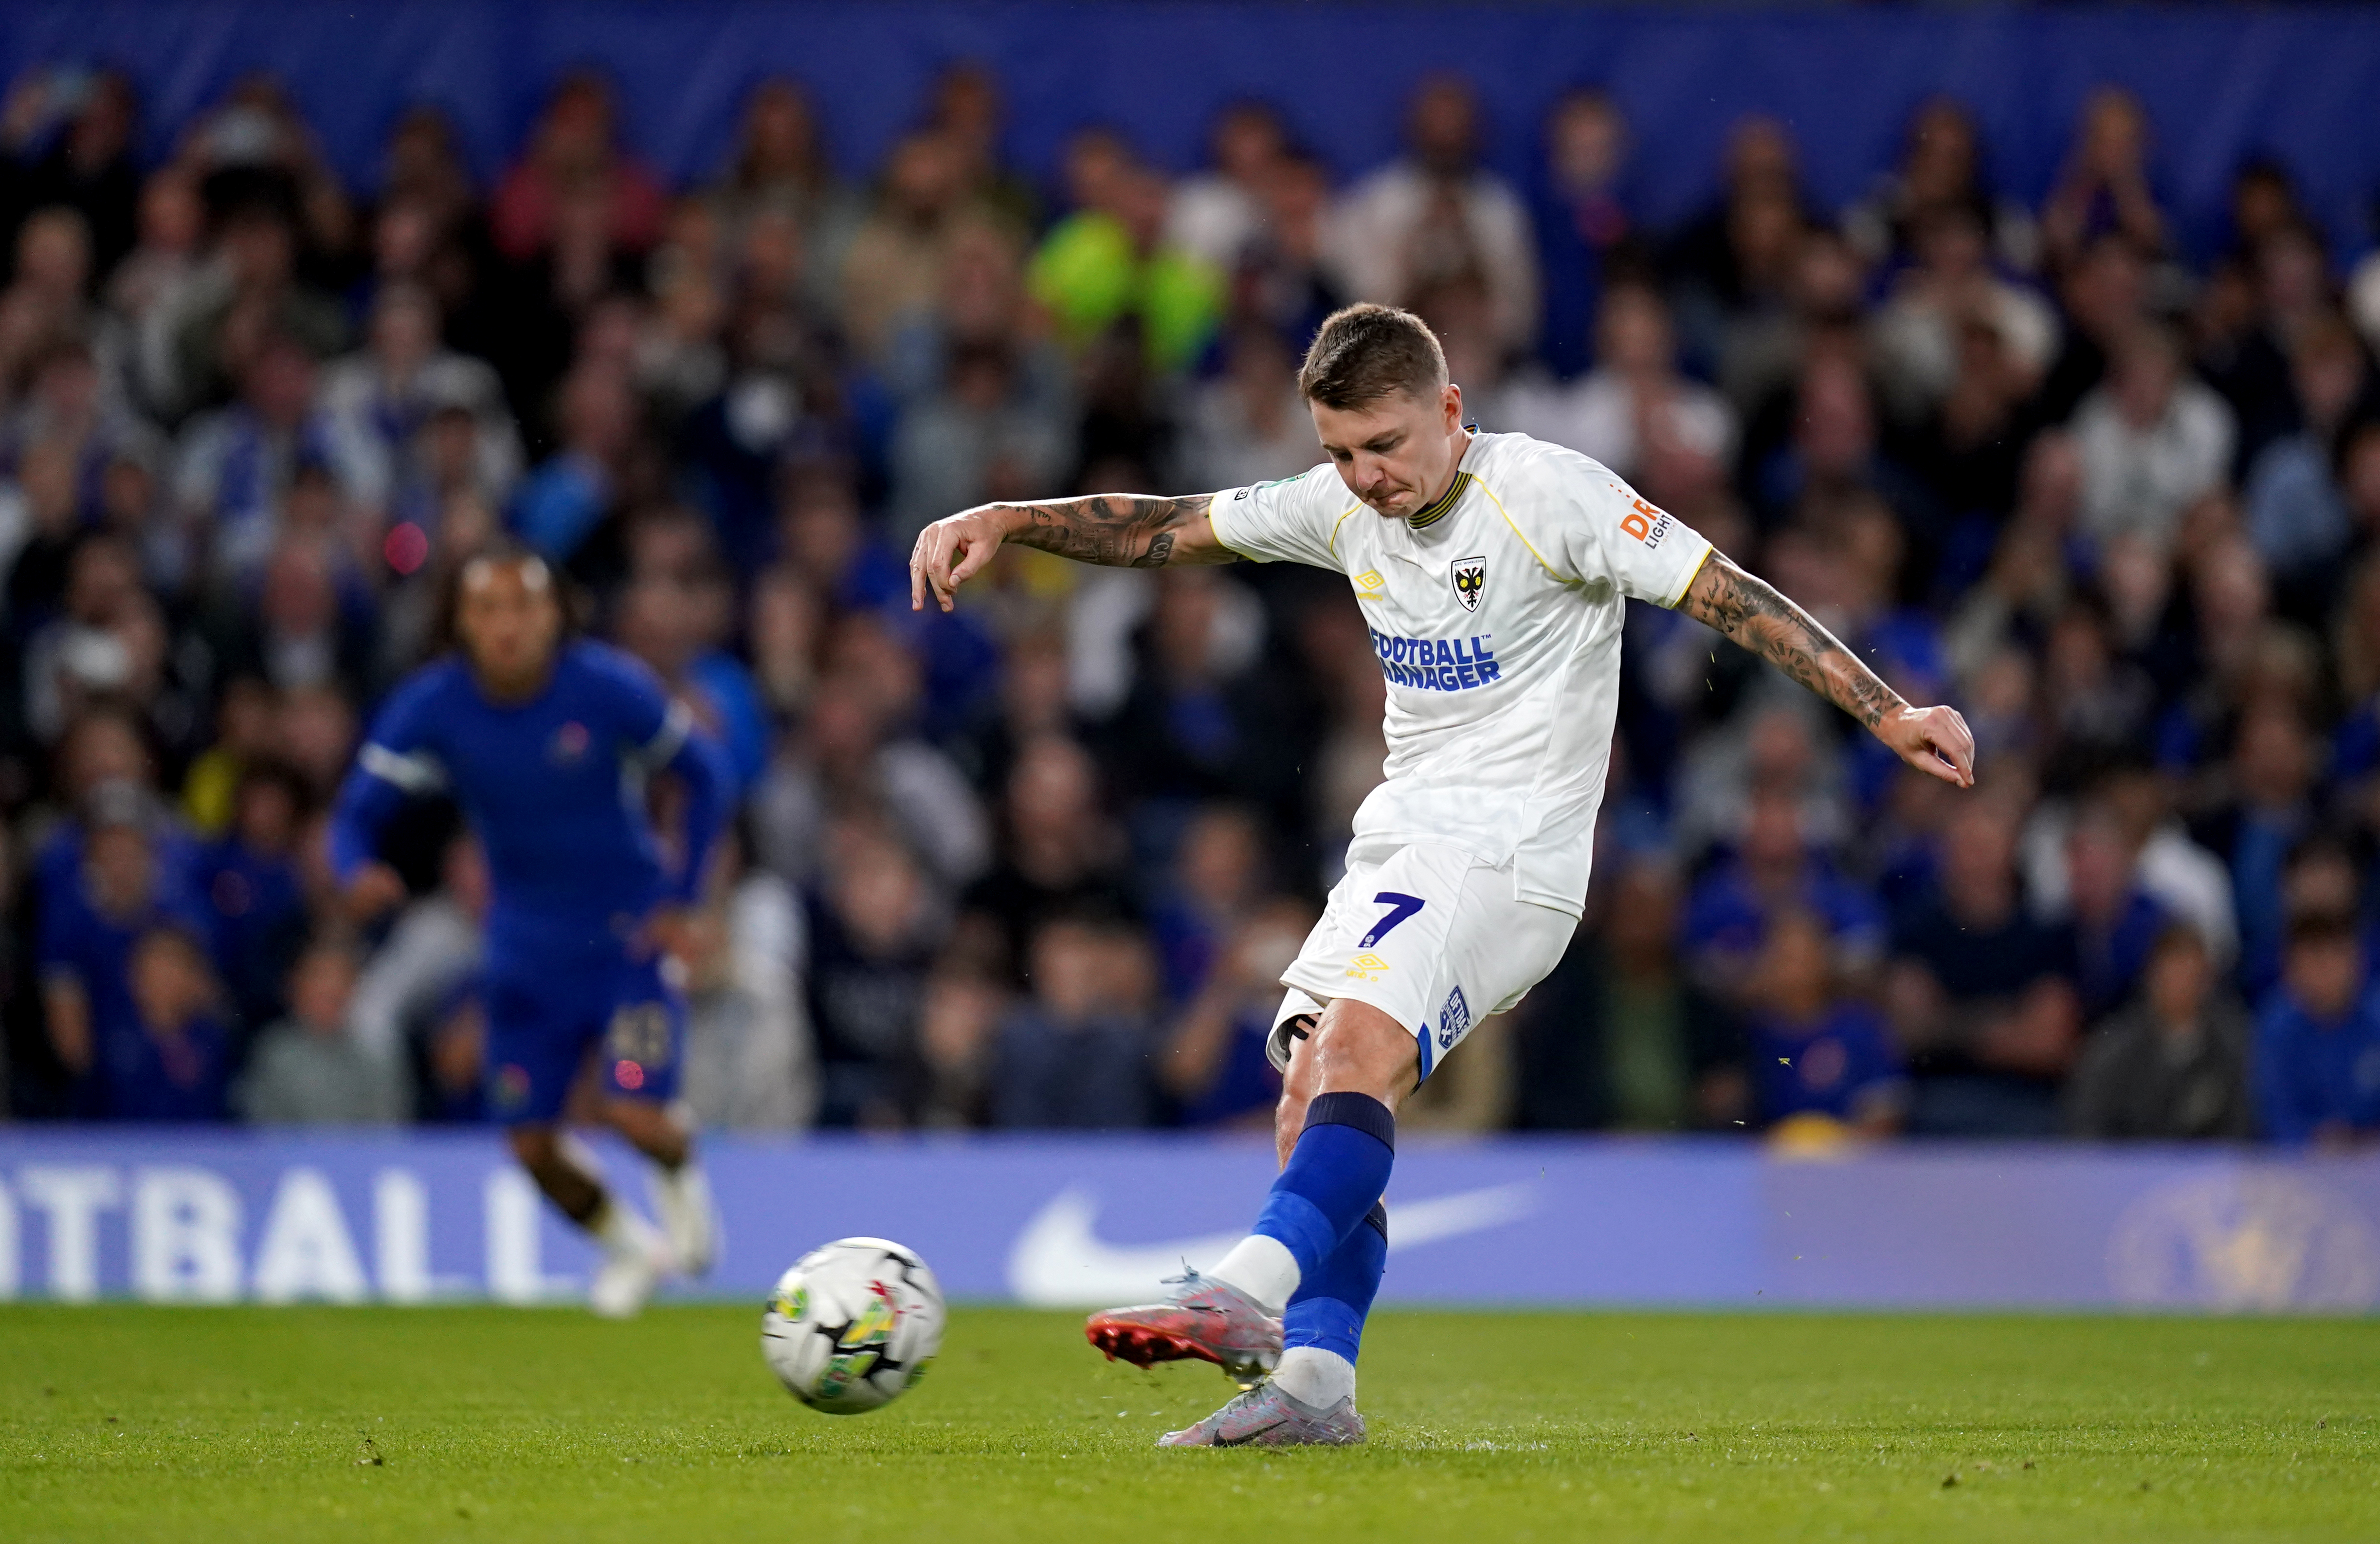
[{"xmin": 8, "ymin": 60, "xmax": 2380, "ymax": 1147}]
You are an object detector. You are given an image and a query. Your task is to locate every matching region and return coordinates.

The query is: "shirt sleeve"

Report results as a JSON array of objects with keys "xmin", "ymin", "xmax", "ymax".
[
  {"xmin": 1531, "ymin": 447, "xmax": 1714, "ymax": 608},
  {"xmin": 1205, "ymin": 464, "xmax": 1357, "ymax": 572},
  {"xmin": 328, "ymin": 669, "xmax": 449, "ymax": 883}
]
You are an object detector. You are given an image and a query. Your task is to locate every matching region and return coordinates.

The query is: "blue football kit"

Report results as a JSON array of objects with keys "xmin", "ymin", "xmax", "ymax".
[{"xmin": 330, "ymin": 640, "xmax": 729, "ymax": 1124}]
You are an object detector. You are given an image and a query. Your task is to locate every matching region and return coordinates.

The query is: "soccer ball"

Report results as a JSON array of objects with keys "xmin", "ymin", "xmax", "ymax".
[{"xmin": 760, "ymin": 1237, "xmax": 945, "ymax": 1414}]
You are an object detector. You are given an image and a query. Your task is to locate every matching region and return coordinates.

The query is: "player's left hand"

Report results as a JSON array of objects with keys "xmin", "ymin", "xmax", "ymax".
[{"xmin": 1875, "ymin": 703, "xmax": 1975, "ymax": 789}]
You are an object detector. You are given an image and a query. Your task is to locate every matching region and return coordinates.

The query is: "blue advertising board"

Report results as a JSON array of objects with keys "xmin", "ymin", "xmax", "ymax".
[{"xmin": 0, "ymin": 1131, "xmax": 2374, "ymax": 1313}]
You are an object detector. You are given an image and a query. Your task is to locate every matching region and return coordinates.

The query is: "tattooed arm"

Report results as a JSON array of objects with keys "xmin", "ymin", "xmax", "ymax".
[
  {"xmin": 1678, "ymin": 551, "xmax": 1976, "ymax": 788},
  {"xmin": 909, "ymin": 493, "xmax": 1232, "ymax": 611}
]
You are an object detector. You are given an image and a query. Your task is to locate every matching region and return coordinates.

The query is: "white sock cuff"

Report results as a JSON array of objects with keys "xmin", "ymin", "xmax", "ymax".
[
  {"xmin": 1273, "ymin": 1346, "xmax": 1356, "ymax": 1408},
  {"xmin": 1207, "ymin": 1233, "xmax": 1301, "ymax": 1316}
]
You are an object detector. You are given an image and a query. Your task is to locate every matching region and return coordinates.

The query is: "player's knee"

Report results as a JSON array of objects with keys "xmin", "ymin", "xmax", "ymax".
[{"xmin": 1308, "ymin": 999, "xmax": 1417, "ymax": 1096}]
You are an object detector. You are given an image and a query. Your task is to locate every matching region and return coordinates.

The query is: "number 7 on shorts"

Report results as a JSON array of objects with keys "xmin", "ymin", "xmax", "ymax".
[{"xmin": 1360, "ymin": 892, "xmax": 1426, "ymax": 949}]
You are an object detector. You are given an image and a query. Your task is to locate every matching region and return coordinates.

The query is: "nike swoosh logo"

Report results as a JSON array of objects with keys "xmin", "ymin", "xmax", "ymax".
[
  {"xmin": 1215, "ymin": 1419, "xmax": 1287, "ymax": 1447},
  {"xmin": 1005, "ymin": 1182, "xmax": 1536, "ymax": 1306}
]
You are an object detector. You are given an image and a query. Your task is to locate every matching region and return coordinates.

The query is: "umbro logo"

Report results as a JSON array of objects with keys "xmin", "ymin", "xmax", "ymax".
[
  {"xmin": 1353, "ymin": 569, "xmax": 1385, "ymax": 594},
  {"xmin": 1451, "ymin": 556, "xmax": 1486, "ymax": 612}
]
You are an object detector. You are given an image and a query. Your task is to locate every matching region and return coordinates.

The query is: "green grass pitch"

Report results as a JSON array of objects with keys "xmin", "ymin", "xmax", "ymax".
[{"xmin": 2, "ymin": 1305, "xmax": 2376, "ymax": 1542}]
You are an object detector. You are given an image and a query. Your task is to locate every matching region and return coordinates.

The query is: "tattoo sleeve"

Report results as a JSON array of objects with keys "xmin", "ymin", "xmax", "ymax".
[
  {"xmin": 1677, "ymin": 552, "xmax": 1906, "ymax": 730},
  {"xmin": 992, "ymin": 493, "xmax": 1214, "ymax": 569}
]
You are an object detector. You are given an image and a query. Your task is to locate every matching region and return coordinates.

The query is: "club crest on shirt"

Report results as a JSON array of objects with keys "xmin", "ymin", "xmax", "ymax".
[
  {"xmin": 1450, "ymin": 555, "xmax": 1487, "ymax": 612},
  {"xmin": 549, "ymin": 720, "xmax": 591, "ymax": 765}
]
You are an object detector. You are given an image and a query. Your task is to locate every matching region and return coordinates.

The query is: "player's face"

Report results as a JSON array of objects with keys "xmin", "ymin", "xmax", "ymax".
[
  {"xmin": 1311, "ymin": 382, "xmax": 1465, "ymax": 519},
  {"xmin": 456, "ymin": 558, "xmax": 562, "ymax": 689}
]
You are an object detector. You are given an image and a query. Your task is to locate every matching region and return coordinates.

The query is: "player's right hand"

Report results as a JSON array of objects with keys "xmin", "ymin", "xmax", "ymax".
[
  {"xmin": 909, "ymin": 505, "xmax": 1013, "ymax": 614},
  {"xmin": 344, "ymin": 861, "xmax": 409, "ymax": 922}
]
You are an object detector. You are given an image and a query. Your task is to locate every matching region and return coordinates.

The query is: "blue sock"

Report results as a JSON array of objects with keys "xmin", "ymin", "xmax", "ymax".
[
  {"xmin": 1284, "ymin": 1201, "xmax": 1387, "ymax": 1363},
  {"xmin": 1252, "ymin": 1092, "xmax": 1396, "ymax": 1278}
]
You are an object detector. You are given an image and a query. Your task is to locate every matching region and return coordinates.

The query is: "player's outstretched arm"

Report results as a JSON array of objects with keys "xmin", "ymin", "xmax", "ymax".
[
  {"xmin": 909, "ymin": 493, "xmax": 1234, "ymax": 612},
  {"xmin": 1678, "ymin": 551, "xmax": 1975, "ymax": 789}
]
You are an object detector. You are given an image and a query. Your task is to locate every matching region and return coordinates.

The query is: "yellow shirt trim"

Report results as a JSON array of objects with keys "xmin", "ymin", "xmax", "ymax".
[
  {"xmin": 1471, "ymin": 478, "xmax": 1565, "ymax": 583},
  {"xmin": 1325, "ymin": 502, "xmax": 1363, "ymax": 559}
]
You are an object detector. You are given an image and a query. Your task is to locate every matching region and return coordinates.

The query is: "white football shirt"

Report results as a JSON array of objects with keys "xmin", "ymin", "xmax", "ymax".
[{"xmin": 1209, "ymin": 428, "xmax": 1713, "ymax": 916}]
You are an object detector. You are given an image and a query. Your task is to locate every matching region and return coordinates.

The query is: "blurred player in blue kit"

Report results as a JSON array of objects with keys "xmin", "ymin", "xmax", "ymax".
[
  {"xmin": 329, "ymin": 549, "xmax": 731, "ymax": 1316},
  {"xmin": 912, "ymin": 303, "xmax": 1975, "ymax": 1444}
]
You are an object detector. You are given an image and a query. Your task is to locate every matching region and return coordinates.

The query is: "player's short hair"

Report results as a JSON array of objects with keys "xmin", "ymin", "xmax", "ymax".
[{"xmin": 1296, "ymin": 303, "xmax": 1448, "ymax": 410}]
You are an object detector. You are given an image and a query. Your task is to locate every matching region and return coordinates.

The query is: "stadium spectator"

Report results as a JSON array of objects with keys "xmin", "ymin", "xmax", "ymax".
[
  {"xmin": 1664, "ymin": 114, "xmax": 1810, "ymax": 380},
  {"xmin": 756, "ymin": 665, "xmax": 988, "ymax": 893},
  {"xmin": 958, "ymin": 733, "xmax": 1135, "ymax": 985},
  {"xmin": 106, "ymin": 922, "xmax": 233, "ymax": 1121},
  {"xmin": 509, "ymin": 365, "xmax": 635, "ymax": 565},
  {"xmin": 709, "ymin": 78, "xmax": 861, "ymax": 316},
  {"xmin": 1161, "ymin": 895, "xmax": 1306, "ymax": 1127},
  {"xmin": 2064, "ymin": 922, "xmax": 2253, "ymax": 1140},
  {"xmin": 2039, "ymin": 87, "xmax": 2169, "ymax": 276},
  {"xmin": 490, "ymin": 72, "xmax": 666, "ymax": 263},
  {"xmin": 2191, "ymin": 708, "xmax": 2321, "ymax": 998},
  {"xmin": 1230, "ymin": 152, "xmax": 1343, "ymax": 352},
  {"xmin": 988, "ymin": 914, "xmax": 1159, "ymax": 1129},
  {"xmin": 232, "ymin": 936, "xmax": 405, "ymax": 1124},
  {"xmin": 805, "ymin": 818, "xmax": 943, "ymax": 1127},
  {"xmin": 925, "ymin": 63, "xmax": 1038, "ymax": 237},
  {"xmin": 319, "ymin": 281, "xmax": 520, "ymax": 524},
  {"xmin": 171, "ymin": 331, "xmax": 343, "ymax": 583},
  {"xmin": 1511, "ymin": 856, "xmax": 1745, "ymax": 1132},
  {"xmin": 1746, "ymin": 909, "xmax": 1906, "ymax": 1136},
  {"xmin": 1682, "ymin": 786, "xmax": 1884, "ymax": 1001},
  {"xmin": 1145, "ymin": 802, "xmax": 1268, "ymax": 1004},
  {"xmin": 1530, "ymin": 89, "xmax": 1639, "ymax": 383},
  {"xmin": 1167, "ymin": 102, "xmax": 1290, "ymax": 274},
  {"xmin": 0, "ymin": 66, "xmax": 142, "ymax": 281},
  {"xmin": 1867, "ymin": 203, "xmax": 2057, "ymax": 428},
  {"xmin": 2255, "ymin": 911, "xmax": 2380, "ymax": 1147},
  {"xmin": 2242, "ymin": 316, "xmax": 2368, "ymax": 586},
  {"xmin": 1176, "ymin": 325, "xmax": 1319, "ymax": 493},
  {"xmin": 1843, "ymin": 97, "xmax": 2038, "ymax": 277},
  {"xmin": 2073, "ymin": 323, "xmax": 2235, "ymax": 552},
  {"xmin": 188, "ymin": 758, "xmax": 309, "ymax": 1032},
  {"xmin": 1885, "ymin": 795, "xmax": 2080, "ymax": 1136},
  {"xmin": 889, "ymin": 332, "xmax": 1072, "ymax": 540},
  {"xmin": 1324, "ymin": 74, "xmax": 1539, "ymax": 356},
  {"xmin": 38, "ymin": 784, "xmax": 213, "ymax": 1117},
  {"xmin": 1030, "ymin": 149, "xmax": 1224, "ymax": 374},
  {"xmin": 1521, "ymin": 282, "xmax": 1734, "ymax": 484},
  {"xmin": 840, "ymin": 130, "xmax": 1012, "ymax": 365}
]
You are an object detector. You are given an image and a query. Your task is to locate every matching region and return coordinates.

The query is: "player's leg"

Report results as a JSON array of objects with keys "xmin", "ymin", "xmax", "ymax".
[
  {"xmin": 486, "ymin": 968, "xmax": 672, "ymax": 1317},
  {"xmin": 593, "ymin": 966, "xmax": 719, "ymax": 1277},
  {"xmin": 1086, "ymin": 852, "xmax": 1442, "ymax": 1380},
  {"xmin": 1210, "ymin": 993, "xmax": 1413, "ymax": 1309},
  {"xmin": 1256, "ymin": 1006, "xmax": 1402, "ymax": 1416}
]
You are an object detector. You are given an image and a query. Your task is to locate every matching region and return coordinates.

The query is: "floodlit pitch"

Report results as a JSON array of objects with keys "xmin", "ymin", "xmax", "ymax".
[{"xmin": 3, "ymin": 1305, "xmax": 2375, "ymax": 1542}]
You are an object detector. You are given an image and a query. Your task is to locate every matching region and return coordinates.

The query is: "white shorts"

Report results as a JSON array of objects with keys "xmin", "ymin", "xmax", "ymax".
[{"xmin": 1267, "ymin": 843, "xmax": 1577, "ymax": 1081}]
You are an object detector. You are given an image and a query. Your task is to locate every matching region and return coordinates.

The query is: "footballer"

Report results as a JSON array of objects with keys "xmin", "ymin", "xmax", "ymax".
[
  {"xmin": 910, "ymin": 303, "xmax": 1973, "ymax": 1445},
  {"xmin": 330, "ymin": 548, "xmax": 733, "ymax": 1317}
]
